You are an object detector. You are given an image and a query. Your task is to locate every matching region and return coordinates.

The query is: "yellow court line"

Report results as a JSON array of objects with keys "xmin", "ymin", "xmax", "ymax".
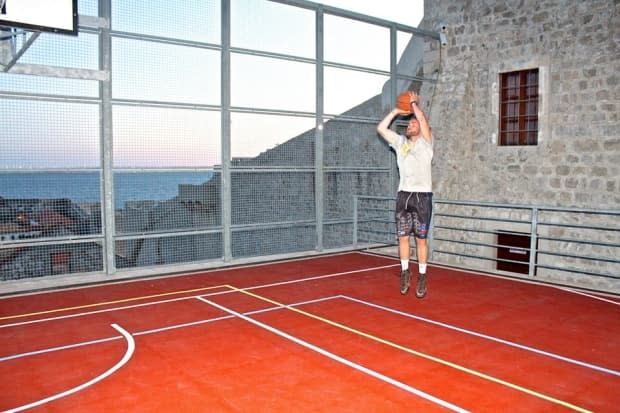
[
  {"xmin": 0, "ymin": 284, "xmax": 231, "ymax": 321},
  {"xmin": 225, "ymin": 285, "xmax": 592, "ymax": 413}
]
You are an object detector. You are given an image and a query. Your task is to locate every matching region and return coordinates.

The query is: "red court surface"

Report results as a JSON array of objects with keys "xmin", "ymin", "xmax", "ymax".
[{"xmin": 1, "ymin": 252, "xmax": 619, "ymax": 412}]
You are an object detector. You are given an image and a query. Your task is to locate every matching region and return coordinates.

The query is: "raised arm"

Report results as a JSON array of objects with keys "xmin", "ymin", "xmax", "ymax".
[
  {"xmin": 409, "ymin": 91, "xmax": 433, "ymax": 143},
  {"xmin": 377, "ymin": 107, "xmax": 409, "ymax": 145}
]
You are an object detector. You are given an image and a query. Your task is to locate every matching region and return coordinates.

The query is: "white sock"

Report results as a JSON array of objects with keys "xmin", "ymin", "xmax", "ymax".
[
  {"xmin": 419, "ymin": 263, "xmax": 427, "ymax": 274},
  {"xmin": 401, "ymin": 259, "xmax": 409, "ymax": 271}
]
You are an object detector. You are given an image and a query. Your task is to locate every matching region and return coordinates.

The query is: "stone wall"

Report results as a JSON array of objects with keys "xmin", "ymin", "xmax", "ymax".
[
  {"xmin": 418, "ymin": 0, "xmax": 618, "ymax": 208},
  {"xmin": 413, "ymin": 0, "xmax": 619, "ymax": 290}
]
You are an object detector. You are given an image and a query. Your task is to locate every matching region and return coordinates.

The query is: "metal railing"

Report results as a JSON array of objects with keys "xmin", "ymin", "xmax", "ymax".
[{"xmin": 354, "ymin": 196, "xmax": 620, "ymax": 284}]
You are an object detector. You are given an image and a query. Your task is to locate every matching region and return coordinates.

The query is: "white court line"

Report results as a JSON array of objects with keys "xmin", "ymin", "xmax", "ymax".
[
  {"xmin": 0, "ymin": 263, "xmax": 397, "ymax": 329},
  {"xmin": 0, "ymin": 336, "xmax": 120, "ymax": 363},
  {"xmin": 0, "ymin": 296, "xmax": 340, "ymax": 363},
  {"xmin": 341, "ymin": 295, "xmax": 620, "ymax": 377},
  {"xmin": 196, "ymin": 296, "xmax": 469, "ymax": 413},
  {"xmin": 241, "ymin": 263, "xmax": 399, "ymax": 291},
  {"xmin": 556, "ymin": 287, "xmax": 620, "ymax": 306},
  {"xmin": 2, "ymin": 324, "xmax": 135, "ymax": 413},
  {"xmin": 131, "ymin": 295, "xmax": 339, "ymax": 337},
  {"xmin": 0, "ymin": 295, "xmax": 200, "ymax": 329}
]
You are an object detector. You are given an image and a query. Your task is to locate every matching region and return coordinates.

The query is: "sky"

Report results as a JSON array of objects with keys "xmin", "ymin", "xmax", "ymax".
[{"xmin": 317, "ymin": 0, "xmax": 423, "ymax": 27}]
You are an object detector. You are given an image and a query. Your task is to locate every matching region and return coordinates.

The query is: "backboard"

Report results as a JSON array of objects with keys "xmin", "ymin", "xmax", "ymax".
[{"xmin": 0, "ymin": 0, "xmax": 78, "ymax": 36}]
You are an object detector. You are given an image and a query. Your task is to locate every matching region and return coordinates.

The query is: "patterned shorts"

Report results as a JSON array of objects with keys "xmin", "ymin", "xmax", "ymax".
[{"xmin": 395, "ymin": 191, "xmax": 433, "ymax": 239}]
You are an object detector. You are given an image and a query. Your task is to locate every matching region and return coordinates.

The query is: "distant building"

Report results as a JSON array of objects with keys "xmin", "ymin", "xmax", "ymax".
[
  {"xmin": 35, "ymin": 210, "xmax": 75, "ymax": 228},
  {"xmin": 0, "ymin": 222, "xmax": 41, "ymax": 242}
]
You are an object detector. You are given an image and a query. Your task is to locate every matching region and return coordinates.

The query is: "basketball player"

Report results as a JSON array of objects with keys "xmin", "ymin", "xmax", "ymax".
[{"xmin": 376, "ymin": 91, "xmax": 433, "ymax": 298}]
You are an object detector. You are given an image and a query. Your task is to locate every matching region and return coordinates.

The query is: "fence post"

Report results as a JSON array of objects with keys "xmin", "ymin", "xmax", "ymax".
[
  {"xmin": 353, "ymin": 195, "xmax": 358, "ymax": 248},
  {"xmin": 529, "ymin": 207, "xmax": 538, "ymax": 277}
]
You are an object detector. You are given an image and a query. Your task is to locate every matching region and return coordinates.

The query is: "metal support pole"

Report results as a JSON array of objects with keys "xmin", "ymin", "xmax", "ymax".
[
  {"xmin": 389, "ymin": 26, "xmax": 399, "ymax": 192},
  {"xmin": 315, "ymin": 7, "xmax": 324, "ymax": 252},
  {"xmin": 221, "ymin": 0, "xmax": 232, "ymax": 261},
  {"xmin": 529, "ymin": 207, "xmax": 538, "ymax": 277},
  {"xmin": 352, "ymin": 195, "xmax": 358, "ymax": 248},
  {"xmin": 99, "ymin": 0, "xmax": 115, "ymax": 275}
]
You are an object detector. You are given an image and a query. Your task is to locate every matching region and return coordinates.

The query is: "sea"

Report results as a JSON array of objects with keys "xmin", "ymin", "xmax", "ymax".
[{"xmin": 0, "ymin": 171, "xmax": 214, "ymax": 209}]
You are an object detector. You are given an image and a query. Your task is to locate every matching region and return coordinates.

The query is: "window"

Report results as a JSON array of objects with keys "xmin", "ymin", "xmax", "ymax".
[{"xmin": 499, "ymin": 69, "xmax": 539, "ymax": 146}]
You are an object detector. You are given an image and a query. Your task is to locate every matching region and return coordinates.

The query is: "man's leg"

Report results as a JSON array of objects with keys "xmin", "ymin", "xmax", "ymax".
[
  {"xmin": 399, "ymin": 235, "xmax": 411, "ymax": 294},
  {"xmin": 415, "ymin": 237, "xmax": 428, "ymax": 298},
  {"xmin": 415, "ymin": 237, "xmax": 427, "ymax": 268},
  {"xmin": 399, "ymin": 235, "xmax": 411, "ymax": 265}
]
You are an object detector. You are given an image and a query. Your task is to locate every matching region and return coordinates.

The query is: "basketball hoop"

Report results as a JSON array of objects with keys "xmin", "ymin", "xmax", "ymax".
[{"xmin": 0, "ymin": 26, "xmax": 39, "ymax": 72}]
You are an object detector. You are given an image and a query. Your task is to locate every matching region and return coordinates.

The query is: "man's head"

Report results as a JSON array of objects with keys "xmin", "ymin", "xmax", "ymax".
[{"xmin": 405, "ymin": 116, "xmax": 421, "ymax": 138}]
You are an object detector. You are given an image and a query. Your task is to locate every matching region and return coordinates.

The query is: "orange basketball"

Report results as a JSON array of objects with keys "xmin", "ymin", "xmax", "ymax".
[{"xmin": 396, "ymin": 92, "xmax": 414, "ymax": 112}]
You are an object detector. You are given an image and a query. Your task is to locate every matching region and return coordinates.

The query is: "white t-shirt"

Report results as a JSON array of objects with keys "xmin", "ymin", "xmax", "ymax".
[{"xmin": 390, "ymin": 134, "xmax": 433, "ymax": 192}]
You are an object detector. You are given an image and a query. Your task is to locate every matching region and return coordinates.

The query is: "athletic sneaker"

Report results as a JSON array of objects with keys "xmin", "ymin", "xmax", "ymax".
[
  {"xmin": 400, "ymin": 269, "xmax": 411, "ymax": 295},
  {"xmin": 416, "ymin": 273, "xmax": 427, "ymax": 298}
]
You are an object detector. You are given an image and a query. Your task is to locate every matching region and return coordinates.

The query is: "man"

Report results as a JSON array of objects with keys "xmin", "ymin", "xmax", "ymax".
[{"xmin": 376, "ymin": 90, "xmax": 433, "ymax": 298}]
